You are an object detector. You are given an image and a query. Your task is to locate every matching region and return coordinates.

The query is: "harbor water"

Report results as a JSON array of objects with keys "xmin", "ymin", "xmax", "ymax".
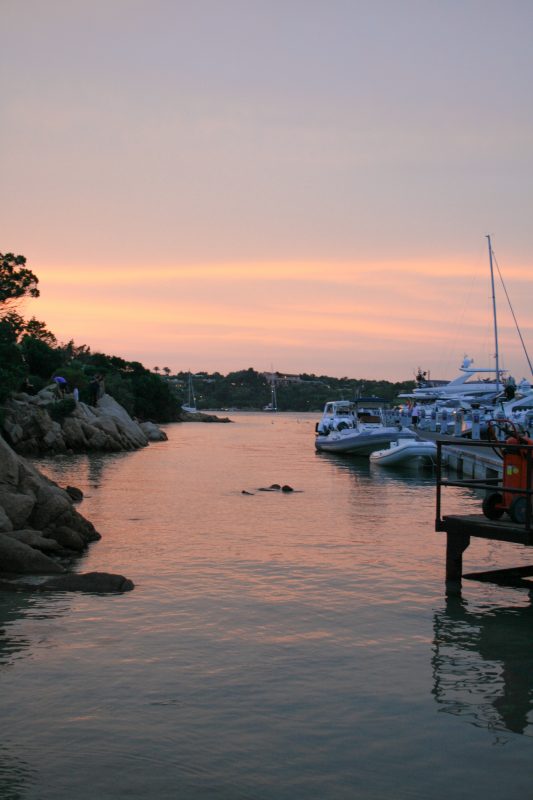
[{"xmin": 1, "ymin": 412, "xmax": 533, "ymax": 799}]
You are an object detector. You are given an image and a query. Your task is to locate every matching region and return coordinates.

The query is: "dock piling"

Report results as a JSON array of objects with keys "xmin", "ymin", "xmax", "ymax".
[{"xmin": 445, "ymin": 531, "xmax": 470, "ymax": 595}]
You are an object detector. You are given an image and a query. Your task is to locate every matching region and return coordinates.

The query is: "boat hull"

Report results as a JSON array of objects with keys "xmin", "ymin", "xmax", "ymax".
[
  {"xmin": 370, "ymin": 439, "xmax": 437, "ymax": 466},
  {"xmin": 315, "ymin": 427, "xmax": 405, "ymax": 455}
]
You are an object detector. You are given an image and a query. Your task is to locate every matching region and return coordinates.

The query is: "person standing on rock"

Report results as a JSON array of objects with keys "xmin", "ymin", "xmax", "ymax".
[
  {"xmin": 89, "ymin": 377, "xmax": 99, "ymax": 406},
  {"xmin": 53, "ymin": 375, "xmax": 68, "ymax": 398}
]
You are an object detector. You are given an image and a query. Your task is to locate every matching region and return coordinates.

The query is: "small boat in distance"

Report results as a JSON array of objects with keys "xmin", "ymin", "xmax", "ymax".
[
  {"xmin": 315, "ymin": 397, "xmax": 414, "ymax": 456},
  {"xmin": 263, "ymin": 371, "xmax": 278, "ymax": 411},
  {"xmin": 370, "ymin": 437, "xmax": 437, "ymax": 468},
  {"xmin": 182, "ymin": 372, "xmax": 197, "ymax": 413}
]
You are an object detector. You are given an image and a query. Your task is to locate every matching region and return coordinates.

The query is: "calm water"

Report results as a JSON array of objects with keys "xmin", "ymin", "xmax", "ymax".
[{"xmin": 1, "ymin": 412, "xmax": 533, "ymax": 799}]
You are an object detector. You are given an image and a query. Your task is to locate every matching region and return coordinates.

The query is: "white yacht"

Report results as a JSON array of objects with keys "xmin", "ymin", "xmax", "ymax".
[
  {"xmin": 315, "ymin": 398, "xmax": 414, "ymax": 456},
  {"xmin": 402, "ymin": 236, "xmax": 533, "ymax": 410},
  {"xmin": 399, "ymin": 356, "xmax": 507, "ymax": 404}
]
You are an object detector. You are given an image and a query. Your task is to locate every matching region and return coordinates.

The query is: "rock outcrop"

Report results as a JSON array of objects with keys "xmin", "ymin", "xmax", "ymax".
[
  {"xmin": 179, "ymin": 409, "xmax": 232, "ymax": 423},
  {"xmin": 2, "ymin": 388, "xmax": 168, "ymax": 455},
  {"xmin": 0, "ymin": 571, "xmax": 135, "ymax": 594},
  {"xmin": 139, "ymin": 420, "xmax": 169, "ymax": 441},
  {"xmin": 0, "ymin": 434, "xmax": 102, "ymax": 579},
  {"xmin": 39, "ymin": 571, "xmax": 134, "ymax": 593}
]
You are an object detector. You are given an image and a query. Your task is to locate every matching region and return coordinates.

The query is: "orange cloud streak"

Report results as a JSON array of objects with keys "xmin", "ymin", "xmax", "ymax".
[{"xmin": 26, "ymin": 257, "xmax": 533, "ymax": 379}]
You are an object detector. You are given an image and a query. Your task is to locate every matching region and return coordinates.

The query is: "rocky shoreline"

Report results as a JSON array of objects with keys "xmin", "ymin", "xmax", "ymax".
[
  {"xmin": 0, "ymin": 432, "xmax": 133, "ymax": 592},
  {"xmin": 0, "ymin": 388, "xmax": 172, "ymax": 592},
  {"xmin": 2, "ymin": 386, "xmax": 169, "ymax": 456},
  {"xmin": 0, "ymin": 389, "xmax": 233, "ymax": 592}
]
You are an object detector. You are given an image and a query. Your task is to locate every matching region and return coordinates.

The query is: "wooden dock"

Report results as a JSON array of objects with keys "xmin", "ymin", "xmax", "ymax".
[{"xmin": 433, "ymin": 437, "xmax": 533, "ymax": 596}]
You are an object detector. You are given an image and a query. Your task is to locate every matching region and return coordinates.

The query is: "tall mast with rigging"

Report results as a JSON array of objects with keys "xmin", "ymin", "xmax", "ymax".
[{"xmin": 486, "ymin": 234, "xmax": 501, "ymax": 393}]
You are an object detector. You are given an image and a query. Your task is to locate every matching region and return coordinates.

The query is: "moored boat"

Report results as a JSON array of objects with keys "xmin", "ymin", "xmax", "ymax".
[
  {"xmin": 315, "ymin": 397, "xmax": 414, "ymax": 456},
  {"xmin": 370, "ymin": 437, "xmax": 437, "ymax": 467},
  {"xmin": 182, "ymin": 372, "xmax": 197, "ymax": 413}
]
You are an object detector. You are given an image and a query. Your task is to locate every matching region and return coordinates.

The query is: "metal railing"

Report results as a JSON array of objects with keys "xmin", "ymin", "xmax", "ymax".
[{"xmin": 435, "ymin": 437, "xmax": 533, "ymax": 533}]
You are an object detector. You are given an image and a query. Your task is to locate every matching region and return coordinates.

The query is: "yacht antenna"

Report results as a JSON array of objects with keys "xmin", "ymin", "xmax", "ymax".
[{"xmin": 486, "ymin": 235, "xmax": 501, "ymax": 392}]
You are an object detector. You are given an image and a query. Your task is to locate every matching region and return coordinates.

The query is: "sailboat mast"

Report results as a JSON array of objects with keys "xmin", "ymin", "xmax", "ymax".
[{"xmin": 486, "ymin": 235, "xmax": 501, "ymax": 393}]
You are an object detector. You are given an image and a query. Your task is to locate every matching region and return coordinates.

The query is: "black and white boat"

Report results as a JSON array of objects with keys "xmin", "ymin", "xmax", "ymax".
[{"xmin": 315, "ymin": 398, "xmax": 414, "ymax": 456}]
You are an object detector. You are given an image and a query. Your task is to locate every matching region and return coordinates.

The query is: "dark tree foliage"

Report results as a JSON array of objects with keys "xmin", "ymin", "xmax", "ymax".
[
  {"xmin": 20, "ymin": 336, "xmax": 63, "ymax": 380},
  {"xmin": 188, "ymin": 369, "xmax": 415, "ymax": 411},
  {"xmin": 0, "ymin": 316, "xmax": 26, "ymax": 403},
  {"xmin": 130, "ymin": 372, "xmax": 178, "ymax": 422},
  {"xmin": 23, "ymin": 317, "xmax": 57, "ymax": 345},
  {"xmin": 0, "ymin": 252, "xmax": 39, "ymax": 308}
]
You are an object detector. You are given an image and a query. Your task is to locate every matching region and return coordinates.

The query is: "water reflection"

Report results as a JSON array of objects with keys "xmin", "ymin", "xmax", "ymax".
[
  {"xmin": 317, "ymin": 450, "xmax": 437, "ymax": 485},
  {"xmin": 0, "ymin": 593, "xmax": 72, "ymax": 667},
  {"xmin": 36, "ymin": 451, "xmax": 130, "ymax": 490},
  {"xmin": 0, "ymin": 594, "xmax": 70, "ymax": 798},
  {"xmin": 0, "ymin": 741, "xmax": 36, "ymax": 799},
  {"xmin": 0, "ymin": 593, "xmax": 35, "ymax": 665},
  {"xmin": 432, "ymin": 597, "xmax": 533, "ymax": 736}
]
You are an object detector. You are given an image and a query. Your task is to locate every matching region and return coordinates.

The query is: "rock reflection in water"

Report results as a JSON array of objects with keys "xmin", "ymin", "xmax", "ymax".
[{"xmin": 432, "ymin": 596, "xmax": 533, "ymax": 736}]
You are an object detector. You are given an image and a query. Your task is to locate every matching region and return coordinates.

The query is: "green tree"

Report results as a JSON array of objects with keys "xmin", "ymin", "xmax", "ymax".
[
  {"xmin": 20, "ymin": 336, "xmax": 62, "ymax": 380},
  {"xmin": 0, "ymin": 316, "xmax": 26, "ymax": 402},
  {"xmin": 23, "ymin": 317, "xmax": 57, "ymax": 345},
  {"xmin": 0, "ymin": 252, "xmax": 39, "ymax": 309}
]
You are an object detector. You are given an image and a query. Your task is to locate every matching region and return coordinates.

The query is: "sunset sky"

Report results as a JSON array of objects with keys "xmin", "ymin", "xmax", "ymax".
[{"xmin": 2, "ymin": 1, "xmax": 533, "ymax": 381}]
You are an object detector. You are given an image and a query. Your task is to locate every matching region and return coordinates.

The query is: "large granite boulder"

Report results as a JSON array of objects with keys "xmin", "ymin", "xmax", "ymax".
[
  {"xmin": 139, "ymin": 421, "xmax": 168, "ymax": 441},
  {"xmin": 0, "ymin": 434, "xmax": 21, "ymax": 485},
  {"xmin": 0, "ymin": 435, "xmax": 101, "ymax": 577},
  {"xmin": 40, "ymin": 572, "xmax": 134, "ymax": 593},
  {"xmin": 1, "ymin": 390, "xmax": 168, "ymax": 455},
  {"xmin": 0, "ymin": 428, "xmax": 134, "ymax": 589},
  {"xmin": 4, "ymin": 529, "xmax": 62, "ymax": 553},
  {"xmin": 0, "ymin": 534, "xmax": 65, "ymax": 575},
  {"xmin": 95, "ymin": 395, "xmax": 149, "ymax": 448},
  {"xmin": 0, "ymin": 508, "xmax": 13, "ymax": 533},
  {"xmin": 1, "ymin": 397, "xmax": 67, "ymax": 454},
  {"xmin": 0, "ymin": 571, "xmax": 134, "ymax": 594},
  {"xmin": 0, "ymin": 488, "xmax": 36, "ymax": 528}
]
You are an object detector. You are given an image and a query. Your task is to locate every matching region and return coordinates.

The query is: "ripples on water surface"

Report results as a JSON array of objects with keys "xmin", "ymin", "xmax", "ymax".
[{"xmin": 1, "ymin": 412, "xmax": 533, "ymax": 799}]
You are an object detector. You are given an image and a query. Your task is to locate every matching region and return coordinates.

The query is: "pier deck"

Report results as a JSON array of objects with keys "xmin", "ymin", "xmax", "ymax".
[
  {"xmin": 434, "ymin": 437, "xmax": 533, "ymax": 596},
  {"xmin": 438, "ymin": 513, "xmax": 533, "ymax": 546}
]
